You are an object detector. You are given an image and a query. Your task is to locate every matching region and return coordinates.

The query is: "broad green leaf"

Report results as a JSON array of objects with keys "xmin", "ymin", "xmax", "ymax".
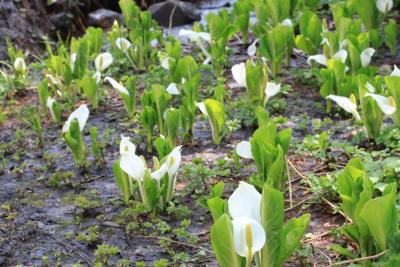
[
  {"xmin": 210, "ymin": 214, "xmax": 241, "ymax": 267},
  {"xmin": 277, "ymin": 214, "xmax": 311, "ymax": 266},
  {"xmin": 165, "ymin": 108, "xmax": 180, "ymax": 148},
  {"xmin": 78, "ymin": 76, "xmax": 98, "ymax": 109},
  {"xmin": 211, "ymin": 181, "xmax": 225, "ymax": 198},
  {"xmin": 351, "ymin": 0, "xmax": 379, "ymax": 30},
  {"xmin": 267, "ymin": 146, "xmax": 286, "ymax": 190},
  {"xmin": 38, "ymin": 78, "xmax": 49, "ymax": 112},
  {"xmin": 246, "ymin": 60, "xmax": 267, "ymax": 106},
  {"xmin": 142, "ymin": 171, "xmax": 159, "ymax": 210},
  {"xmin": 359, "ymin": 183, "xmax": 397, "ymax": 252},
  {"xmin": 207, "ymin": 197, "xmax": 227, "ymax": 222},
  {"xmin": 260, "ymin": 184, "xmax": 284, "ymax": 267},
  {"xmin": 384, "ymin": 19, "xmax": 398, "ymax": 57},
  {"xmin": 204, "ymin": 99, "xmax": 226, "ymax": 145},
  {"xmin": 384, "ymin": 76, "xmax": 400, "ymax": 126},
  {"xmin": 113, "ymin": 160, "xmax": 132, "ymax": 204}
]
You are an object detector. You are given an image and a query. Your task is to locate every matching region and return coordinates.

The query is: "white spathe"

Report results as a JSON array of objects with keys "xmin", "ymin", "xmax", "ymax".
[
  {"xmin": 104, "ymin": 77, "xmax": 129, "ymax": 96},
  {"xmin": 116, "ymin": 37, "xmax": 132, "ymax": 53},
  {"xmin": 14, "ymin": 57, "xmax": 26, "ymax": 72},
  {"xmin": 179, "ymin": 29, "xmax": 211, "ymax": 43},
  {"xmin": 232, "ymin": 217, "xmax": 266, "ymax": 257},
  {"xmin": 179, "ymin": 29, "xmax": 211, "ymax": 65},
  {"xmin": 196, "ymin": 102, "xmax": 208, "ymax": 116},
  {"xmin": 360, "ymin": 48, "xmax": 375, "ymax": 67},
  {"xmin": 307, "ymin": 50, "xmax": 347, "ymax": 67},
  {"xmin": 93, "ymin": 71, "xmax": 101, "ymax": 84},
  {"xmin": 376, "ymin": 0, "xmax": 393, "ymax": 13},
  {"xmin": 364, "ymin": 93, "xmax": 396, "ymax": 116},
  {"xmin": 247, "ymin": 39, "xmax": 258, "ymax": 57},
  {"xmin": 165, "ymin": 146, "xmax": 182, "ymax": 178},
  {"xmin": 265, "ymin": 82, "xmax": 281, "ymax": 102},
  {"xmin": 120, "ymin": 135, "xmax": 136, "ymax": 156},
  {"xmin": 151, "ymin": 163, "xmax": 168, "ymax": 181},
  {"xmin": 307, "ymin": 54, "xmax": 327, "ymax": 66},
  {"xmin": 365, "ymin": 82, "xmax": 376, "ymax": 93},
  {"xmin": 46, "ymin": 97, "xmax": 57, "ymax": 121},
  {"xmin": 120, "ymin": 154, "xmax": 145, "ymax": 181},
  {"xmin": 281, "ymin": 18, "xmax": 292, "ymax": 27},
  {"xmin": 231, "ymin": 63, "xmax": 247, "ymax": 87},
  {"xmin": 62, "ymin": 104, "xmax": 90, "ymax": 133},
  {"xmin": 333, "ymin": 49, "xmax": 348, "ymax": 63},
  {"xmin": 161, "ymin": 57, "xmax": 170, "ymax": 70},
  {"xmin": 236, "ymin": 141, "xmax": 253, "ymax": 159},
  {"xmin": 166, "ymin": 83, "xmax": 180, "ymax": 95},
  {"xmin": 326, "ymin": 95, "xmax": 361, "ymax": 121},
  {"xmin": 391, "ymin": 65, "xmax": 400, "ymax": 77},
  {"xmin": 70, "ymin": 53, "xmax": 77, "ymax": 71},
  {"xmin": 228, "ymin": 181, "xmax": 262, "ymax": 222},
  {"xmin": 95, "ymin": 52, "xmax": 113, "ymax": 72},
  {"xmin": 151, "ymin": 146, "xmax": 182, "ymax": 181}
]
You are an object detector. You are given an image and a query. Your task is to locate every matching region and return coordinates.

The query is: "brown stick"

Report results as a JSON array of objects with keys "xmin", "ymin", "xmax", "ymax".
[{"xmin": 329, "ymin": 250, "xmax": 389, "ymax": 266}]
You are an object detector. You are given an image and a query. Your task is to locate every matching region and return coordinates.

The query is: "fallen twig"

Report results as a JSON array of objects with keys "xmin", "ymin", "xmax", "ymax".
[
  {"xmin": 329, "ymin": 250, "xmax": 388, "ymax": 266},
  {"xmin": 288, "ymin": 159, "xmax": 352, "ymax": 223}
]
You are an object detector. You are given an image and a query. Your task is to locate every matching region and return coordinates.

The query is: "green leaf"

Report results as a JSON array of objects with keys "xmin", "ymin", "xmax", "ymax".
[
  {"xmin": 295, "ymin": 35, "xmax": 317, "ymax": 55},
  {"xmin": 210, "ymin": 214, "xmax": 241, "ymax": 267},
  {"xmin": 142, "ymin": 171, "xmax": 160, "ymax": 210},
  {"xmin": 113, "ymin": 160, "xmax": 132, "ymax": 204},
  {"xmin": 38, "ymin": 78, "xmax": 49, "ymax": 112},
  {"xmin": 255, "ymin": 107, "xmax": 270, "ymax": 127},
  {"xmin": 204, "ymin": 99, "xmax": 226, "ymax": 145},
  {"xmin": 152, "ymin": 84, "xmax": 171, "ymax": 135},
  {"xmin": 260, "ymin": 184, "xmax": 284, "ymax": 267},
  {"xmin": 90, "ymin": 127, "xmax": 101, "ymax": 160},
  {"xmin": 298, "ymin": 10, "xmax": 322, "ymax": 52},
  {"xmin": 125, "ymin": 77, "xmax": 137, "ymax": 116},
  {"xmin": 83, "ymin": 27, "xmax": 103, "ymax": 55},
  {"xmin": 64, "ymin": 119, "xmax": 85, "ymax": 165},
  {"xmin": 384, "ymin": 19, "xmax": 398, "ymax": 57},
  {"xmin": 328, "ymin": 244, "xmax": 357, "ymax": 259},
  {"xmin": 246, "ymin": 60, "xmax": 267, "ymax": 106},
  {"xmin": 359, "ymin": 183, "xmax": 398, "ymax": 252},
  {"xmin": 277, "ymin": 214, "xmax": 311, "ymax": 266},
  {"xmin": 266, "ymin": 146, "xmax": 286, "ymax": 190},
  {"xmin": 165, "ymin": 108, "xmax": 180, "ymax": 148},
  {"xmin": 211, "ymin": 181, "xmax": 225, "ymax": 198},
  {"xmin": 78, "ymin": 76, "xmax": 98, "ymax": 109},
  {"xmin": 207, "ymin": 197, "xmax": 227, "ymax": 222},
  {"xmin": 351, "ymin": 0, "xmax": 379, "ymax": 30},
  {"xmin": 384, "ymin": 76, "xmax": 400, "ymax": 126}
]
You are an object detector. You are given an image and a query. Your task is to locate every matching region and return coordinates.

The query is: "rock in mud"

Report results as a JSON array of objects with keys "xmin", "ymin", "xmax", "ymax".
[
  {"xmin": 149, "ymin": 0, "xmax": 201, "ymax": 27},
  {"xmin": 88, "ymin": 8, "xmax": 123, "ymax": 28}
]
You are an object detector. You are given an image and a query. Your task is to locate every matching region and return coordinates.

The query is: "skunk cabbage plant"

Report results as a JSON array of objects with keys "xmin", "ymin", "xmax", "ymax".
[
  {"xmin": 105, "ymin": 76, "xmax": 137, "ymax": 117},
  {"xmin": 231, "ymin": 61, "xmax": 281, "ymax": 107},
  {"xmin": 235, "ymin": 122, "xmax": 291, "ymax": 189},
  {"xmin": 209, "ymin": 182, "xmax": 310, "ymax": 267},
  {"xmin": 114, "ymin": 138, "xmax": 182, "ymax": 209},
  {"xmin": 62, "ymin": 104, "xmax": 90, "ymax": 166},
  {"xmin": 197, "ymin": 99, "xmax": 226, "ymax": 145}
]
